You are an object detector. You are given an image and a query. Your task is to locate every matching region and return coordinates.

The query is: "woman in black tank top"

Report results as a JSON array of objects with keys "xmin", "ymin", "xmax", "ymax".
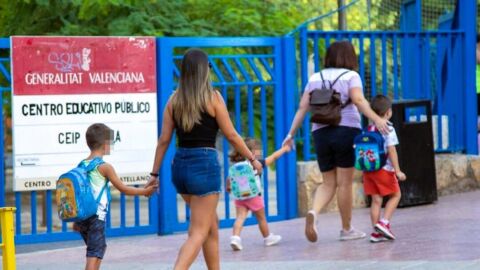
[{"xmin": 147, "ymin": 49, "xmax": 263, "ymax": 269}]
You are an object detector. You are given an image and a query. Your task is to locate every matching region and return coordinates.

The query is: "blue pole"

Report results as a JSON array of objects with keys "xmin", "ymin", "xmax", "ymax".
[
  {"xmin": 156, "ymin": 37, "xmax": 178, "ymax": 234},
  {"xmin": 458, "ymin": 0, "xmax": 478, "ymax": 154},
  {"xmin": 282, "ymin": 37, "xmax": 298, "ymax": 219}
]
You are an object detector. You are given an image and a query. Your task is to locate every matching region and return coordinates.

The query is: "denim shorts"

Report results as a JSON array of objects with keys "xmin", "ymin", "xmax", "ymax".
[
  {"xmin": 313, "ymin": 125, "xmax": 361, "ymax": 172},
  {"xmin": 74, "ymin": 215, "xmax": 107, "ymax": 259},
  {"xmin": 172, "ymin": 147, "xmax": 221, "ymax": 196}
]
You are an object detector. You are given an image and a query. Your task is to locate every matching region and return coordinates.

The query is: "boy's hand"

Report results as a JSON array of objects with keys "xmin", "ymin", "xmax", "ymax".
[
  {"xmin": 144, "ymin": 183, "xmax": 158, "ymax": 197},
  {"xmin": 396, "ymin": 171, "xmax": 406, "ymax": 181}
]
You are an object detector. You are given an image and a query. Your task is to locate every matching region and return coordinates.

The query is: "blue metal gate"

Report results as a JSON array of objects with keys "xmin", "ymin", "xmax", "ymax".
[
  {"xmin": 156, "ymin": 37, "xmax": 297, "ymax": 234},
  {"xmin": 295, "ymin": 0, "xmax": 477, "ymax": 160},
  {"xmin": 0, "ymin": 36, "xmax": 298, "ymax": 243}
]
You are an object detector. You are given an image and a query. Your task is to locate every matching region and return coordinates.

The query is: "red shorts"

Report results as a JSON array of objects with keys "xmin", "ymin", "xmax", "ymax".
[
  {"xmin": 363, "ymin": 169, "xmax": 400, "ymax": 196},
  {"xmin": 234, "ymin": 196, "xmax": 265, "ymax": 212}
]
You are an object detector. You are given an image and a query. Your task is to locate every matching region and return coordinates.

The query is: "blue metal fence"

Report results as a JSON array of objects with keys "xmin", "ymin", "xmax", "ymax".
[
  {"xmin": 156, "ymin": 37, "xmax": 297, "ymax": 234},
  {"xmin": 0, "ymin": 36, "xmax": 297, "ymax": 243},
  {"xmin": 297, "ymin": 28, "xmax": 473, "ymax": 160}
]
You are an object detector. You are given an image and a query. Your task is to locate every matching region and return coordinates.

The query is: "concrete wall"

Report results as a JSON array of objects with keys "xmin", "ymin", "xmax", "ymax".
[{"xmin": 297, "ymin": 154, "xmax": 480, "ymax": 217}]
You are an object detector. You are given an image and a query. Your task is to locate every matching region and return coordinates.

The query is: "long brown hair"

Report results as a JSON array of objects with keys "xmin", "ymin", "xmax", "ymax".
[{"xmin": 171, "ymin": 48, "xmax": 213, "ymax": 132}]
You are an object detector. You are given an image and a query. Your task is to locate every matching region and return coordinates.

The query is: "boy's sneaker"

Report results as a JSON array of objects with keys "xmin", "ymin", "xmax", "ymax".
[
  {"xmin": 305, "ymin": 210, "xmax": 318, "ymax": 242},
  {"xmin": 339, "ymin": 227, "xmax": 366, "ymax": 241},
  {"xmin": 370, "ymin": 232, "xmax": 389, "ymax": 243},
  {"xmin": 375, "ymin": 221, "xmax": 396, "ymax": 240},
  {"xmin": 264, "ymin": 233, "xmax": 282, "ymax": 246},
  {"xmin": 230, "ymin": 235, "xmax": 243, "ymax": 251}
]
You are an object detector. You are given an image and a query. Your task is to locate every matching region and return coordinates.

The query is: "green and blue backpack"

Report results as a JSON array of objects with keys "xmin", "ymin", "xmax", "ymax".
[
  {"xmin": 228, "ymin": 161, "xmax": 262, "ymax": 200},
  {"xmin": 354, "ymin": 126, "xmax": 387, "ymax": 172}
]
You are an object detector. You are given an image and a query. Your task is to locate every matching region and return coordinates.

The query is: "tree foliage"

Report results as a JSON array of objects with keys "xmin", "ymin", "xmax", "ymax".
[{"xmin": 0, "ymin": 0, "xmax": 318, "ymax": 37}]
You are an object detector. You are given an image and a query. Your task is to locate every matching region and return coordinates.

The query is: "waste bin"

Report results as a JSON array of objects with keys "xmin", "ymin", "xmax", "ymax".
[{"xmin": 391, "ymin": 100, "xmax": 437, "ymax": 207}]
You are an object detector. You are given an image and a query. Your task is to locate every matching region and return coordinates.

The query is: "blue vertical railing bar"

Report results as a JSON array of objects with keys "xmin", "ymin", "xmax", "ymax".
[
  {"xmin": 424, "ymin": 34, "xmax": 431, "ymax": 100},
  {"xmin": 393, "ymin": 34, "xmax": 399, "ymax": 100},
  {"xmin": 221, "ymin": 86, "xmax": 231, "ymax": 220},
  {"xmin": 436, "ymin": 34, "xmax": 444, "ymax": 151},
  {"xmin": 15, "ymin": 192, "xmax": 21, "ymax": 234},
  {"xmin": 273, "ymin": 41, "xmax": 286, "ymax": 218},
  {"xmin": 120, "ymin": 193, "xmax": 126, "ymax": 227},
  {"xmin": 370, "ymin": 34, "xmax": 377, "ymax": 97},
  {"xmin": 31, "ymin": 191, "xmax": 37, "ymax": 234},
  {"xmin": 260, "ymin": 86, "xmax": 268, "ymax": 215},
  {"xmin": 134, "ymin": 194, "xmax": 140, "ymax": 227},
  {"xmin": 415, "ymin": 33, "xmax": 421, "ymax": 99},
  {"xmin": 381, "ymin": 34, "xmax": 387, "ymax": 96},
  {"xmin": 313, "ymin": 36, "xmax": 320, "ymax": 72},
  {"xmin": 46, "ymin": 190, "xmax": 52, "ymax": 233},
  {"xmin": 299, "ymin": 27, "xmax": 310, "ymax": 161},
  {"xmin": 106, "ymin": 207, "xmax": 111, "ymax": 228},
  {"xmin": 359, "ymin": 35, "xmax": 365, "ymax": 83},
  {"xmin": 325, "ymin": 33, "xmax": 331, "ymax": 48}
]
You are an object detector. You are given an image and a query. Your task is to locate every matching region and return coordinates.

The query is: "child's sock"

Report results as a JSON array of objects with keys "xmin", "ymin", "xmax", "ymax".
[{"xmin": 380, "ymin": 218, "xmax": 389, "ymax": 225}]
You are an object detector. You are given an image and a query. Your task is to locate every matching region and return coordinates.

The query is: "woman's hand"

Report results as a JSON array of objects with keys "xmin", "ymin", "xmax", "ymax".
[
  {"xmin": 282, "ymin": 134, "xmax": 294, "ymax": 150},
  {"xmin": 144, "ymin": 176, "xmax": 159, "ymax": 196},
  {"xmin": 251, "ymin": 159, "xmax": 263, "ymax": 175},
  {"xmin": 374, "ymin": 118, "xmax": 390, "ymax": 135}
]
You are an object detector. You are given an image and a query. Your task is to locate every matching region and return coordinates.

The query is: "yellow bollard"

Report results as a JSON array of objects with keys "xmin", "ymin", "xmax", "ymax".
[{"xmin": 0, "ymin": 207, "xmax": 16, "ymax": 270}]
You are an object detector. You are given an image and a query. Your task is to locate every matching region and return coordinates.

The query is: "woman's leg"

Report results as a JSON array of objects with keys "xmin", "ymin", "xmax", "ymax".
[
  {"xmin": 370, "ymin": 194, "xmax": 383, "ymax": 227},
  {"xmin": 202, "ymin": 212, "xmax": 219, "ymax": 270},
  {"xmin": 336, "ymin": 167, "xmax": 355, "ymax": 231},
  {"xmin": 311, "ymin": 169, "xmax": 337, "ymax": 213},
  {"xmin": 252, "ymin": 208, "xmax": 269, "ymax": 238},
  {"xmin": 181, "ymin": 194, "xmax": 220, "ymax": 269},
  {"xmin": 305, "ymin": 169, "xmax": 337, "ymax": 242},
  {"xmin": 174, "ymin": 193, "xmax": 219, "ymax": 270},
  {"xmin": 233, "ymin": 206, "xmax": 249, "ymax": 236}
]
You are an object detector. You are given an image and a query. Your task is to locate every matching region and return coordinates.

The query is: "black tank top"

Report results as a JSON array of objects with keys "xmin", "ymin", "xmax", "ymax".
[{"xmin": 175, "ymin": 111, "xmax": 219, "ymax": 148}]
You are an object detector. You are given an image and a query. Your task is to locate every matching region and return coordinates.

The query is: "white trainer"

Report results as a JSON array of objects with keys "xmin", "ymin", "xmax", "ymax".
[
  {"xmin": 305, "ymin": 210, "xmax": 318, "ymax": 242},
  {"xmin": 230, "ymin": 235, "xmax": 243, "ymax": 251},
  {"xmin": 264, "ymin": 233, "xmax": 282, "ymax": 246}
]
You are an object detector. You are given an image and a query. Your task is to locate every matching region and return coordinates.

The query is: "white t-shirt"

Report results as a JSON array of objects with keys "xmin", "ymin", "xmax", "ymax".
[{"xmin": 382, "ymin": 125, "xmax": 399, "ymax": 172}]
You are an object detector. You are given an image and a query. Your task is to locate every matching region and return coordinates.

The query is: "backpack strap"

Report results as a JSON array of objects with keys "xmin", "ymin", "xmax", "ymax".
[
  {"xmin": 79, "ymin": 157, "xmax": 109, "ymax": 204},
  {"xmin": 330, "ymin": 70, "xmax": 350, "ymax": 88}
]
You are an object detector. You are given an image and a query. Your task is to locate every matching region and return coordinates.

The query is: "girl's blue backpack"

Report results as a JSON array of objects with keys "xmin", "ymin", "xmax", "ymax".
[
  {"xmin": 55, "ymin": 157, "xmax": 108, "ymax": 222},
  {"xmin": 354, "ymin": 127, "xmax": 386, "ymax": 172}
]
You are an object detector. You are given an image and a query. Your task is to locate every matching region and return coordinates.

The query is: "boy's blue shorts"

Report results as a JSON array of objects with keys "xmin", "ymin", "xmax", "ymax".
[{"xmin": 75, "ymin": 215, "xmax": 107, "ymax": 259}]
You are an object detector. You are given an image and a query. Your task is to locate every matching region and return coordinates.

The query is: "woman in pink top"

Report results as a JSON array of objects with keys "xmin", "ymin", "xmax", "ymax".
[{"xmin": 283, "ymin": 41, "xmax": 389, "ymax": 242}]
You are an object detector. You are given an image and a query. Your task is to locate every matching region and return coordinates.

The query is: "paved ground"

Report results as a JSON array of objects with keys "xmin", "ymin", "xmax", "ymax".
[{"xmin": 13, "ymin": 190, "xmax": 480, "ymax": 270}]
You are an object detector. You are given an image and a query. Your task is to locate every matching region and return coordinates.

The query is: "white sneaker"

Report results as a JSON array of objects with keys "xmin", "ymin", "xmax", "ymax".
[
  {"xmin": 230, "ymin": 235, "xmax": 243, "ymax": 251},
  {"xmin": 305, "ymin": 210, "xmax": 318, "ymax": 242},
  {"xmin": 264, "ymin": 233, "xmax": 282, "ymax": 246},
  {"xmin": 339, "ymin": 227, "xmax": 367, "ymax": 241}
]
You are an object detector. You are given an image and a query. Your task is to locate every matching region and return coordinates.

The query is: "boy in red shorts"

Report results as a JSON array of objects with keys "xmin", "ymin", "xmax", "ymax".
[{"xmin": 364, "ymin": 95, "xmax": 407, "ymax": 242}]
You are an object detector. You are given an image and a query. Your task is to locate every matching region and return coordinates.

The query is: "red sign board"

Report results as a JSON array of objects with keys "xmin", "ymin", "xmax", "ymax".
[{"xmin": 12, "ymin": 36, "xmax": 156, "ymax": 95}]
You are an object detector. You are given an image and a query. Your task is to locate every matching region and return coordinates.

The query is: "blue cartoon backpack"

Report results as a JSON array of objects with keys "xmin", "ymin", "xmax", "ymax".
[
  {"xmin": 228, "ymin": 161, "xmax": 262, "ymax": 200},
  {"xmin": 56, "ymin": 157, "xmax": 109, "ymax": 222},
  {"xmin": 354, "ymin": 126, "xmax": 387, "ymax": 172}
]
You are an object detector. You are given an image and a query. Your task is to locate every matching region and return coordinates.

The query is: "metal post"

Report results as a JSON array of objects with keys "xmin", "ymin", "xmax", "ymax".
[
  {"xmin": 337, "ymin": 0, "xmax": 347, "ymax": 30},
  {"xmin": 0, "ymin": 207, "xmax": 17, "ymax": 270},
  {"xmin": 457, "ymin": 0, "xmax": 478, "ymax": 154}
]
